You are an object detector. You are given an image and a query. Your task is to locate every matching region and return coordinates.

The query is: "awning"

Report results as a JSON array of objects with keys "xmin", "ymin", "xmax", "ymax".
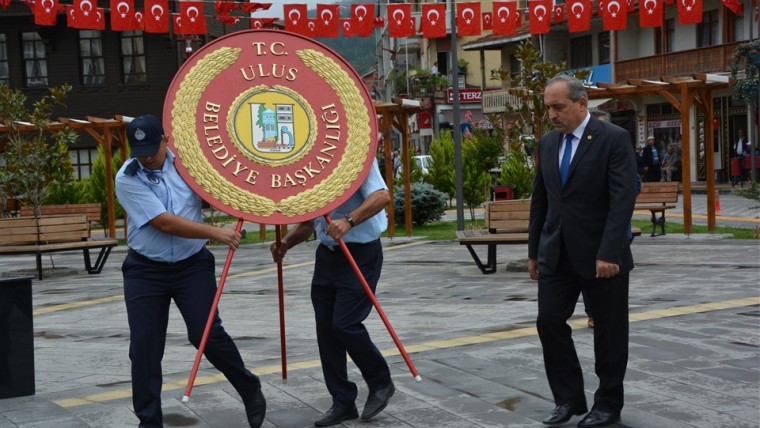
[{"xmin": 588, "ymin": 98, "xmax": 612, "ymax": 109}]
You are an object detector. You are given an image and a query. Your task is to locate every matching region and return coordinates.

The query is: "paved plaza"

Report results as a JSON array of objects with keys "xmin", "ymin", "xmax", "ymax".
[{"xmin": 0, "ymin": 192, "xmax": 759, "ymax": 428}]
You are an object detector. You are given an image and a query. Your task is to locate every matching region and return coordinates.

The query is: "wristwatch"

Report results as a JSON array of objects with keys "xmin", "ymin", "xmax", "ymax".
[{"xmin": 344, "ymin": 213, "xmax": 355, "ymax": 227}]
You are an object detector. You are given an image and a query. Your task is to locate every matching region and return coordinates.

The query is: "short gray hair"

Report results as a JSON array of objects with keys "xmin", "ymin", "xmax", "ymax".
[{"xmin": 546, "ymin": 74, "xmax": 587, "ymax": 102}]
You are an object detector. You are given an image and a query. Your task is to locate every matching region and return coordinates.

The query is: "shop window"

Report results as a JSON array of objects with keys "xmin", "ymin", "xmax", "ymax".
[
  {"xmin": 598, "ymin": 32, "xmax": 610, "ymax": 65},
  {"xmin": 121, "ymin": 31, "xmax": 147, "ymax": 83},
  {"xmin": 697, "ymin": 10, "xmax": 719, "ymax": 48},
  {"xmin": 0, "ymin": 34, "xmax": 8, "ymax": 85},
  {"xmin": 22, "ymin": 32, "xmax": 48, "ymax": 87},
  {"xmin": 570, "ymin": 35, "xmax": 592, "ymax": 69},
  {"xmin": 80, "ymin": 30, "xmax": 105, "ymax": 85}
]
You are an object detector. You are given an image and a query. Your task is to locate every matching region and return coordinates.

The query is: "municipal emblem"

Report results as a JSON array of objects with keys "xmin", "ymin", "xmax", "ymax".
[{"xmin": 163, "ymin": 30, "xmax": 378, "ymax": 224}]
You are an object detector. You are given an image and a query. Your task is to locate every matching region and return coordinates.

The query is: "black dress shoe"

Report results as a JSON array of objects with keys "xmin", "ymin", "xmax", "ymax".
[
  {"xmin": 360, "ymin": 381, "xmax": 395, "ymax": 421},
  {"xmin": 542, "ymin": 403, "xmax": 588, "ymax": 425},
  {"xmin": 314, "ymin": 404, "xmax": 359, "ymax": 427},
  {"xmin": 577, "ymin": 407, "xmax": 620, "ymax": 427},
  {"xmin": 243, "ymin": 387, "xmax": 266, "ymax": 428}
]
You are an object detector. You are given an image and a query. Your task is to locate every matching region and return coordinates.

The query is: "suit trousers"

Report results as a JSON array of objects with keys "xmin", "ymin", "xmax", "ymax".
[
  {"xmin": 536, "ymin": 248, "xmax": 629, "ymax": 414},
  {"xmin": 311, "ymin": 241, "xmax": 391, "ymax": 408},
  {"xmin": 123, "ymin": 248, "xmax": 260, "ymax": 427}
]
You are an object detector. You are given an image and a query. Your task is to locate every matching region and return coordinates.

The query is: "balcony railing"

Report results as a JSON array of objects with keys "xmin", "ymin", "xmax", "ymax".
[
  {"xmin": 615, "ymin": 41, "xmax": 742, "ymax": 82},
  {"xmin": 482, "ymin": 88, "xmax": 533, "ymax": 114}
]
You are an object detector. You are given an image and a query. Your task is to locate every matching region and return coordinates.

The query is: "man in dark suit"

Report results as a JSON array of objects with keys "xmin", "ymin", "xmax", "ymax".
[{"xmin": 528, "ymin": 75, "xmax": 637, "ymax": 428}]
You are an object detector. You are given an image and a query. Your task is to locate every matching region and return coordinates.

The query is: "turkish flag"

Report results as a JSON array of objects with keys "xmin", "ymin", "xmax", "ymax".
[
  {"xmin": 639, "ymin": 0, "xmax": 662, "ymax": 27},
  {"xmin": 456, "ymin": 2, "xmax": 481, "ymax": 37},
  {"xmin": 283, "ymin": 4, "xmax": 309, "ymax": 35},
  {"xmin": 625, "ymin": 0, "xmax": 636, "ymax": 12},
  {"xmin": 567, "ymin": 0, "xmax": 591, "ymax": 33},
  {"xmin": 340, "ymin": 19, "xmax": 356, "ymax": 37},
  {"xmin": 111, "ymin": 0, "xmax": 139, "ymax": 31},
  {"xmin": 134, "ymin": 10, "xmax": 145, "ymax": 29},
  {"xmin": 553, "ymin": 4, "xmax": 565, "ymax": 25},
  {"xmin": 144, "ymin": 0, "xmax": 169, "ymax": 33},
  {"xmin": 420, "ymin": 3, "xmax": 447, "ymax": 39},
  {"xmin": 0, "ymin": 0, "xmax": 9, "ymax": 10},
  {"xmin": 374, "ymin": 16, "xmax": 385, "ymax": 28},
  {"xmin": 492, "ymin": 1, "xmax": 518, "ymax": 36},
  {"xmin": 528, "ymin": 0, "xmax": 552, "ymax": 34},
  {"xmin": 387, "ymin": 4, "xmax": 415, "ymax": 38},
  {"xmin": 721, "ymin": 0, "xmax": 743, "ymax": 15},
  {"xmin": 241, "ymin": 2, "xmax": 271, "ymax": 13},
  {"xmin": 67, "ymin": 2, "xmax": 104, "ymax": 30},
  {"xmin": 600, "ymin": 0, "xmax": 627, "ymax": 31},
  {"xmin": 214, "ymin": 1, "xmax": 237, "ymax": 15},
  {"xmin": 179, "ymin": 1, "xmax": 207, "ymax": 35},
  {"xmin": 482, "ymin": 12, "xmax": 493, "ymax": 30},
  {"xmin": 305, "ymin": 19, "xmax": 319, "ymax": 38},
  {"xmin": 34, "ymin": 0, "xmax": 64, "ymax": 26},
  {"xmin": 351, "ymin": 3, "xmax": 375, "ymax": 37},
  {"xmin": 677, "ymin": 0, "xmax": 702, "ymax": 24},
  {"xmin": 215, "ymin": 15, "xmax": 241, "ymax": 25},
  {"xmin": 316, "ymin": 4, "xmax": 340, "ymax": 38},
  {"xmin": 250, "ymin": 17, "xmax": 277, "ymax": 29}
]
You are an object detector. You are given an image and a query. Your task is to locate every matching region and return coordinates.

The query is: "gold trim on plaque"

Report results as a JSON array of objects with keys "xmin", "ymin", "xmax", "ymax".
[{"xmin": 171, "ymin": 46, "xmax": 371, "ymax": 217}]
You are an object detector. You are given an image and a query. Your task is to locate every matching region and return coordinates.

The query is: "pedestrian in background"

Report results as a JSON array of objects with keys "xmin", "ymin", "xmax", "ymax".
[
  {"xmin": 642, "ymin": 135, "xmax": 662, "ymax": 182},
  {"xmin": 115, "ymin": 115, "xmax": 266, "ymax": 428},
  {"xmin": 529, "ymin": 75, "xmax": 637, "ymax": 428},
  {"xmin": 270, "ymin": 160, "xmax": 395, "ymax": 427}
]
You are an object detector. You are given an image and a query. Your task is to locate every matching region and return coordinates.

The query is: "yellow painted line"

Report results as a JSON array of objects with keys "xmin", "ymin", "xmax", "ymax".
[
  {"xmin": 33, "ymin": 295, "xmax": 124, "ymax": 316},
  {"xmin": 54, "ymin": 295, "xmax": 760, "ymax": 408}
]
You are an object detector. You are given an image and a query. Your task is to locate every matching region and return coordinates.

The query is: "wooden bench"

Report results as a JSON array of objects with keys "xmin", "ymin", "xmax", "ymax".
[
  {"xmin": 0, "ymin": 215, "xmax": 118, "ymax": 280},
  {"xmin": 634, "ymin": 181, "xmax": 680, "ymax": 237},
  {"xmin": 456, "ymin": 199, "xmax": 531, "ymax": 274},
  {"xmin": 19, "ymin": 203, "xmax": 102, "ymax": 229},
  {"xmin": 456, "ymin": 199, "xmax": 643, "ymax": 274}
]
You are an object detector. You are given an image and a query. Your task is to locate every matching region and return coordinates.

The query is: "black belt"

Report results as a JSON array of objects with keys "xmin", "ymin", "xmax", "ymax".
[
  {"xmin": 128, "ymin": 249, "xmax": 202, "ymax": 266},
  {"xmin": 320, "ymin": 239, "xmax": 380, "ymax": 252}
]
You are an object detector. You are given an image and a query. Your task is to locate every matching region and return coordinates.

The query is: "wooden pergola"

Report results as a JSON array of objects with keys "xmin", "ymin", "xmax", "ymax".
[
  {"xmin": 375, "ymin": 101, "xmax": 423, "ymax": 237},
  {"xmin": 587, "ymin": 74, "xmax": 732, "ymax": 232},
  {"xmin": 0, "ymin": 117, "xmax": 128, "ymax": 238}
]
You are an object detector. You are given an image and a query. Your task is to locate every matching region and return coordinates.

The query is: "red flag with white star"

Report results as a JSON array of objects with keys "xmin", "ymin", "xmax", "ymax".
[
  {"xmin": 492, "ymin": 1, "xmax": 518, "ymax": 36},
  {"xmin": 35, "ymin": 0, "xmax": 65, "ymax": 26},
  {"xmin": 387, "ymin": 3, "xmax": 415, "ymax": 38},
  {"xmin": 420, "ymin": 3, "xmax": 447, "ymax": 39},
  {"xmin": 528, "ymin": 0, "xmax": 552, "ymax": 34},
  {"xmin": 316, "ymin": 4, "xmax": 339, "ymax": 38},
  {"xmin": 677, "ymin": 0, "xmax": 702, "ymax": 24},
  {"xmin": 600, "ymin": 0, "xmax": 627, "ymax": 31},
  {"xmin": 351, "ymin": 3, "xmax": 375, "ymax": 37},
  {"xmin": 283, "ymin": 4, "xmax": 308, "ymax": 36},
  {"xmin": 567, "ymin": 0, "xmax": 592, "ymax": 33},
  {"xmin": 639, "ymin": 0, "xmax": 663, "ymax": 28},
  {"xmin": 456, "ymin": 2, "xmax": 481, "ymax": 37},
  {"xmin": 144, "ymin": 0, "xmax": 169, "ymax": 33},
  {"xmin": 111, "ymin": 0, "xmax": 139, "ymax": 31},
  {"xmin": 178, "ymin": 1, "xmax": 206, "ymax": 35}
]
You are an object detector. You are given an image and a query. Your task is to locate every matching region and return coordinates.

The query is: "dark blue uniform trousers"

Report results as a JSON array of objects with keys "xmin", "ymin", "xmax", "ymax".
[
  {"xmin": 311, "ymin": 241, "xmax": 391, "ymax": 408},
  {"xmin": 123, "ymin": 247, "xmax": 260, "ymax": 427}
]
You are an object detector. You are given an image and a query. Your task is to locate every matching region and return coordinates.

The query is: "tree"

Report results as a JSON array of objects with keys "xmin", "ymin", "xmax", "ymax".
[
  {"xmin": 427, "ymin": 130, "xmax": 456, "ymax": 201},
  {"xmin": 0, "ymin": 84, "xmax": 77, "ymax": 218},
  {"xmin": 461, "ymin": 140, "xmax": 490, "ymax": 221},
  {"xmin": 88, "ymin": 144, "xmax": 126, "ymax": 234}
]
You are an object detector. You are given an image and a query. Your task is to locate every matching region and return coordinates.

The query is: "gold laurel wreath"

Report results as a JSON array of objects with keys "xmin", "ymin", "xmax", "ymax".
[{"xmin": 171, "ymin": 46, "xmax": 371, "ymax": 218}]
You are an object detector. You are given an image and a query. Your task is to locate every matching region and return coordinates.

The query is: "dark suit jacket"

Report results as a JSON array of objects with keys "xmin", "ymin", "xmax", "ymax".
[{"xmin": 528, "ymin": 117, "xmax": 637, "ymax": 279}]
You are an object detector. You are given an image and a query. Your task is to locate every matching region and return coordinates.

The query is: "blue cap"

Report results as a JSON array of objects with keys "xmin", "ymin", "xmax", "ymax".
[{"xmin": 127, "ymin": 115, "xmax": 165, "ymax": 157}]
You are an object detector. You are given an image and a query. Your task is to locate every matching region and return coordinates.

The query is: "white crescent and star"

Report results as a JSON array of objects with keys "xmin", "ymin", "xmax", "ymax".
[
  {"xmin": 288, "ymin": 9, "xmax": 301, "ymax": 25},
  {"xmin": 644, "ymin": 0, "xmax": 657, "ymax": 14},
  {"xmin": 80, "ymin": 0, "xmax": 92, "ymax": 16},
  {"xmin": 186, "ymin": 6, "xmax": 199, "ymax": 22},
  {"xmin": 572, "ymin": 1, "xmax": 585, "ymax": 19},
  {"xmin": 41, "ymin": 0, "xmax": 53, "ymax": 13},
  {"xmin": 497, "ymin": 6, "xmax": 510, "ymax": 23},
  {"xmin": 354, "ymin": 5, "xmax": 367, "ymax": 21},
  {"xmin": 393, "ymin": 9, "xmax": 405, "ymax": 25},
  {"xmin": 534, "ymin": 5, "xmax": 547, "ymax": 21},
  {"xmin": 151, "ymin": 4, "xmax": 164, "ymax": 20},
  {"xmin": 321, "ymin": 9, "xmax": 333, "ymax": 25},
  {"xmin": 461, "ymin": 7, "xmax": 474, "ymax": 24},
  {"xmin": 427, "ymin": 9, "xmax": 439, "ymax": 26},
  {"xmin": 117, "ymin": 1, "xmax": 129, "ymax": 18},
  {"xmin": 607, "ymin": 0, "xmax": 621, "ymax": 17}
]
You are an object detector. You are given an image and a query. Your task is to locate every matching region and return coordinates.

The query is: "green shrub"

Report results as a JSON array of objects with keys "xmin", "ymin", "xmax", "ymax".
[
  {"xmin": 88, "ymin": 144, "xmax": 126, "ymax": 230},
  {"xmin": 393, "ymin": 182, "xmax": 448, "ymax": 226},
  {"xmin": 45, "ymin": 179, "xmax": 92, "ymax": 204}
]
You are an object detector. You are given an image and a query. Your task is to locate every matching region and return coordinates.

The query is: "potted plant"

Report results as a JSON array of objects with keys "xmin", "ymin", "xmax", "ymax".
[{"xmin": 730, "ymin": 39, "xmax": 760, "ymax": 106}]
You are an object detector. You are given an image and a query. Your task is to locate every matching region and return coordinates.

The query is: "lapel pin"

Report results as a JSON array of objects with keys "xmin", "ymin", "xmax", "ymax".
[{"xmin": 587, "ymin": 135, "xmax": 592, "ymax": 140}]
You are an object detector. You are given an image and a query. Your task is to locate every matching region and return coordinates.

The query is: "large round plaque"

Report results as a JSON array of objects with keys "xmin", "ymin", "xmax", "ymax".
[{"xmin": 163, "ymin": 30, "xmax": 378, "ymax": 224}]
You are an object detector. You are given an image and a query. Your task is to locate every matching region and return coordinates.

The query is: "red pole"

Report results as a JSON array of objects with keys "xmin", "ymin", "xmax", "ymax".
[
  {"xmin": 324, "ymin": 215, "xmax": 421, "ymax": 381},
  {"xmin": 276, "ymin": 225, "xmax": 288, "ymax": 379},
  {"xmin": 182, "ymin": 218, "xmax": 244, "ymax": 402}
]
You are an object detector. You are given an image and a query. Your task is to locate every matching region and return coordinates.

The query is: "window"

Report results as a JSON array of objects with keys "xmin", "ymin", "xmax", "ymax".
[
  {"xmin": 70, "ymin": 148, "xmax": 97, "ymax": 180},
  {"xmin": 22, "ymin": 32, "xmax": 48, "ymax": 87},
  {"xmin": 121, "ymin": 31, "xmax": 147, "ymax": 83},
  {"xmin": 80, "ymin": 30, "xmax": 105, "ymax": 85},
  {"xmin": 0, "ymin": 34, "xmax": 8, "ymax": 85},
  {"xmin": 598, "ymin": 32, "xmax": 610, "ymax": 65},
  {"xmin": 656, "ymin": 18, "xmax": 675, "ymax": 54},
  {"xmin": 570, "ymin": 35, "xmax": 592, "ymax": 69},
  {"xmin": 697, "ymin": 10, "xmax": 719, "ymax": 48}
]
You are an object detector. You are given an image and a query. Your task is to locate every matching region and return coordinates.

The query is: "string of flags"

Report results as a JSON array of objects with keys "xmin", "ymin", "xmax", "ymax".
[{"xmin": 2, "ymin": 0, "xmax": 757, "ymax": 37}]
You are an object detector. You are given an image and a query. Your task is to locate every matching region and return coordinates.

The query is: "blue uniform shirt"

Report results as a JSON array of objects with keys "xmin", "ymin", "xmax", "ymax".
[
  {"xmin": 314, "ymin": 160, "xmax": 388, "ymax": 246},
  {"xmin": 115, "ymin": 149, "xmax": 206, "ymax": 262}
]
